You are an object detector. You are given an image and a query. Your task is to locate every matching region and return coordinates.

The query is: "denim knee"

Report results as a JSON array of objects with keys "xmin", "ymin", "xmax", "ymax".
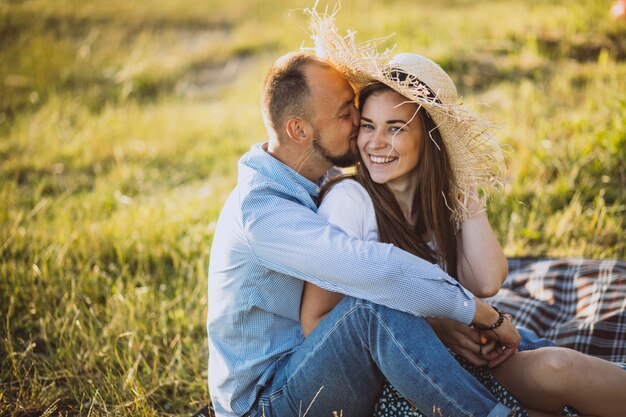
[{"xmin": 517, "ymin": 326, "xmax": 556, "ymax": 351}]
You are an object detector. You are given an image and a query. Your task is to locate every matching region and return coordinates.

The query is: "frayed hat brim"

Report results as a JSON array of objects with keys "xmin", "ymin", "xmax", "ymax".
[{"xmin": 303, "ymin": 4, "xmax": 505, "ymax": 223}]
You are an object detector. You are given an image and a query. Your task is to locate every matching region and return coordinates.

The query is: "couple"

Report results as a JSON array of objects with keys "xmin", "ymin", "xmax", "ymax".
[{"xmin": 207, "ymin": 26, "xmax": 626, "ymax": 417}]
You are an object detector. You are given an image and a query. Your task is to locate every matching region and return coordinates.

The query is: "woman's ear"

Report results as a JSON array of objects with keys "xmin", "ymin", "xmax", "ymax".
[{"xmin": 285, "ymin": 118, "xmax": 311, "ymax": 144}]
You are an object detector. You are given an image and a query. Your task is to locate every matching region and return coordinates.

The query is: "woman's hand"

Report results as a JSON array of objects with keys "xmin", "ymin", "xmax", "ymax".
[
  {"xmin": 483, "ymin": 314, "xmax": 520, "ymax": 368},
  {"xmin": 427, "ymin": 317, "xmax": 498, "ymax": 366},
  {"xmin": 470, "ymin": 300, "xmax": 521, "ymax": 367}
]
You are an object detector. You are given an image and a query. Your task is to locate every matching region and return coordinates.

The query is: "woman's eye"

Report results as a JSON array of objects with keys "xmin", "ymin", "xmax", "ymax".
[
  {"xmin": 360, "ymin": 123, "xmax": 374, "ymax": 130},
  {"xmin": 389, "ymin": 126, "xmax": 403, "ymax": 133}
]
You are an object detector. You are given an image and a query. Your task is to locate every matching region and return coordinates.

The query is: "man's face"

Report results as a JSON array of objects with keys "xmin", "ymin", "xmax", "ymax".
[{"xmin": 304, "ymin": 64, "xmax": 359, "ymax": 168}]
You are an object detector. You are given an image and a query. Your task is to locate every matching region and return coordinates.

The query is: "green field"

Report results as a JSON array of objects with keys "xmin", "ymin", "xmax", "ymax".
[{"xmin": 1, "ymin": 0, "xmax": 625, "ymax": 415}]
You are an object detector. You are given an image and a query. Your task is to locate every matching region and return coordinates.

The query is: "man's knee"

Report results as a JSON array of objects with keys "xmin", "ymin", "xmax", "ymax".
[{"xmin": 320, "ymin": 297, "xmax": 432, "ymax": 343}]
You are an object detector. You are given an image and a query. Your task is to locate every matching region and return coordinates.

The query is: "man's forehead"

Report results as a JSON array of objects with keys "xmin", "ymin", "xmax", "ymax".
[
  {"xmin": 306, "ymin": 64, "xmax": 351, "ymax": 89},
  {"xmin": 305, "ymin": 64, "xmax": 354, "ymax": 105}
]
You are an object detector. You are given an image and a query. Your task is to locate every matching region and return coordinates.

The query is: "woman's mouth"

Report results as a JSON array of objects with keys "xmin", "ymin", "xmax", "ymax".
[{"xmin": 369, "ymin": 154, "xmax": 397, "ymax": 164}]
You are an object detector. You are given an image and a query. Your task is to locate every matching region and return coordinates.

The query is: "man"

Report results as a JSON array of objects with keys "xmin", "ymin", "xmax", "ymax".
[{"xmin": 208, "ymin": 51, "xmax": 520, "ymax": 417}]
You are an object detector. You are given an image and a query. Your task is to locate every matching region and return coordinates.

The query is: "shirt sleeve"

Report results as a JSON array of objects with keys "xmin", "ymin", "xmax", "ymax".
[{"xmin": 241, "ymin": 186, "xmax": 476, "ymax": 324}]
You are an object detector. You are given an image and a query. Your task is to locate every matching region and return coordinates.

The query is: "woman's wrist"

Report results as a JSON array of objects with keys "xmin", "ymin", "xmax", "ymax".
[
  {"xmin": 471, "ymin": 298, "xmax": 500, "ymax": 327},
  {"xmin": 473, "ymin": 306, "xmax": 504, "ymax": 331}
]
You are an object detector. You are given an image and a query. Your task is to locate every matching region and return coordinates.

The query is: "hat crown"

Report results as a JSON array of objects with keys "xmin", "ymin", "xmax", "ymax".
[{"xmin": 387, "ymin": 53, "xmax": 458, "ymax": 104}]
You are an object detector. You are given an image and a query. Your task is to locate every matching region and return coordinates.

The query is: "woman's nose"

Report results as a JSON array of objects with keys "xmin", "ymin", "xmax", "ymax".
[{"xmin": 369, "ymin": 130, "xmax": 387, "ymax": 149}]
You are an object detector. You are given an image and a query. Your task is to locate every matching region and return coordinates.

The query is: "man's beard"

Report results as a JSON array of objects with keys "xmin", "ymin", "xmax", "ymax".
[{"xmin": 311, "ymin": 132, "xmax": 357, "ymax": 168}]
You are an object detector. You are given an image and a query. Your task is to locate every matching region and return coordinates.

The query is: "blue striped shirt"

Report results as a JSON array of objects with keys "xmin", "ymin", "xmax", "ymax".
[{"xmin": 207, "ymin": 143, "xmax": 476, "ymax": 417}]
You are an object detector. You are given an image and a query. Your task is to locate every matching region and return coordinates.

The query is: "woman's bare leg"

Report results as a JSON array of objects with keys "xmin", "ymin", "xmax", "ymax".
[
  {"xmin": 492, "ymin": 347, "xmax": 626, "ymax": 417},
  {"xmin": 526, "ymin": 410, "xmax": 593, "ymax": 417},
  {"xmin": 525, "ymin": 410, "xmax": 571, "ymax": 417}
]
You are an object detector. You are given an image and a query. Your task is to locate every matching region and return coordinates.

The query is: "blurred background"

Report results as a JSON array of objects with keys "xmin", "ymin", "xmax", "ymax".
[{"xmin": 1, "ymin": 0, "xmax": 625, "ymax": 415}]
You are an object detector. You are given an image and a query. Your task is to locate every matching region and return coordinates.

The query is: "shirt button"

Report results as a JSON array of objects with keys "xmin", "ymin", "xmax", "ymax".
[{"xmin": 463, "ymin": 301, "xmax": 469, "ymax": 307}]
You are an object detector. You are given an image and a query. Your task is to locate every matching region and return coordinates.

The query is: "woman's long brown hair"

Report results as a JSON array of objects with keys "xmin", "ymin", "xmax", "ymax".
[{"xmin": 319, "ymin": 82, "xmax": 459, "ymax": 277}]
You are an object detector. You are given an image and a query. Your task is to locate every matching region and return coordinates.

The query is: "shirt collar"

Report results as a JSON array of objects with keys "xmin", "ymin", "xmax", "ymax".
[{"xmin": 242, "ymin": 143, "xmax": 320, "ymax": 198}]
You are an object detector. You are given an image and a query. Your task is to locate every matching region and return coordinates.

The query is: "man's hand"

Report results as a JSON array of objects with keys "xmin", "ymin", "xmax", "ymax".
[{"xmin": 427, "ymin": 317, "xmax": 498, "ymax": 366}]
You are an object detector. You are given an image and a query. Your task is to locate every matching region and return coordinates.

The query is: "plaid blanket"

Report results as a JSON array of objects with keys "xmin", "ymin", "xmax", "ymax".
[
  {"xmin": 487, "ymin": 257, "xmax": 626, "ymax": 363},
  {"xmin": 199, "ymin": 258, "xmax": 625, "ymax": 417}
]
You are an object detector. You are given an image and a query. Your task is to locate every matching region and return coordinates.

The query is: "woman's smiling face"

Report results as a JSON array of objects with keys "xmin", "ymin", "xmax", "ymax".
[{"xmin": 357, "ymin": 90, "xmax": 424, "ymax": 189}]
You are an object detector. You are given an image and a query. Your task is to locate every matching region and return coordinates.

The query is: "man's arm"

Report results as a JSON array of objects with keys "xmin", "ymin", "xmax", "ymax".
[{"xmin": 243, "ymin": 188, "xmax": 477, "ymax": 323}]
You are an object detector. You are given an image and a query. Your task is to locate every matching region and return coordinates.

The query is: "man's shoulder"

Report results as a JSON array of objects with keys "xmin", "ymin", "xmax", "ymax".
[
  {"xmin": 234, "ymin": 171, "xmax": 303, "ymax": 226},
  {"xmin": 237, "ymin": 170, "xmax": 291, "ymax": 205},
  {"xmin": 237, "ymin": 143, "xmax": 279, "ymax": 188},
  {"xmin": 237, "ymin": 160, "xmax": 283, "ymax": 196}
]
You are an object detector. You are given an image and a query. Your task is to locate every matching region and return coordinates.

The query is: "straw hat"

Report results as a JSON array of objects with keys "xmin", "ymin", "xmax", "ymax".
[{"xmin": 305, "ymin": 6, "xmax": 505, "ymax": 223}]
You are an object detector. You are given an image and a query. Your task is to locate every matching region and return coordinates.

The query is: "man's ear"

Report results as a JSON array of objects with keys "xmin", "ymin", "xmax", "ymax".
[{"xmin": 285, "ymin": 118, "xmax": 311, "ymax": 144}]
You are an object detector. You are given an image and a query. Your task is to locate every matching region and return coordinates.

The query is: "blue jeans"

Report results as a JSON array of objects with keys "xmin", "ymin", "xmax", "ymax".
[
  {"xmin": 517, "ymin": 326, "xmax": 556, "ymax": 351},
  {"xmin": 246, "ymin": 297, "xmax": 514, "ymax": 417}
]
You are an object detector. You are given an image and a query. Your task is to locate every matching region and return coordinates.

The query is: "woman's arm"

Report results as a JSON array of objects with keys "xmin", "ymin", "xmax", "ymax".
[
  {"xmin": 300, "ymin": 284, "xmax": 345, "ymax": 337},
  {"xmin": 455, "ymin": 194, "xmax": 508, "ymax": 298},
  {"xmin": 428, "ymin": 195, "xmax": 508, "ymax": 365},
  {"xmin": 300, "ymin": 179, "xmax": 376, "ymax": 337}
]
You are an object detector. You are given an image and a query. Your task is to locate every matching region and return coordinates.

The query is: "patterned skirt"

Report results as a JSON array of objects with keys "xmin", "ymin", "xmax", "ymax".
[{"xmin": 372, "ymin": 354, "xmax": 578, "ymax": 417}]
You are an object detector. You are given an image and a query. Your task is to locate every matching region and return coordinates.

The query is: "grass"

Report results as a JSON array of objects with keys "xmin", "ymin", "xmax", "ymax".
[{"xmin": 1, "ymin": 0, "xmax": 625, "ymax": 415}]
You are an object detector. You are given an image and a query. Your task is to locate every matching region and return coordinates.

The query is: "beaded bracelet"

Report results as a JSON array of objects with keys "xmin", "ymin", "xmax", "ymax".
[{"xmin": 473, "ymin": 306, "xmax": 505, "ymax": 331}]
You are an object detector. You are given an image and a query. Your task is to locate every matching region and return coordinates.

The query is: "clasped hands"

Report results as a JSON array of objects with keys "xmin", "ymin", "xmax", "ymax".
[{"xmin": 427, "ymin": 313, "xmax": 519, "ymax": 368}]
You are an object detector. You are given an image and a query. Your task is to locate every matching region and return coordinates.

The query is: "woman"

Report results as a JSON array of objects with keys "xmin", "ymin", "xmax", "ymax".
[{"xmin": 300, "ymin": 52, "xmax": 626, "ymax": 417}]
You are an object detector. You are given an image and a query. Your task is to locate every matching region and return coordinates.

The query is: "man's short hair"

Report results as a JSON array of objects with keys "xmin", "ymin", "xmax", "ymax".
[{"xmin": 261, "ymin": 52, "xmax": 330, "ymax": 138}]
